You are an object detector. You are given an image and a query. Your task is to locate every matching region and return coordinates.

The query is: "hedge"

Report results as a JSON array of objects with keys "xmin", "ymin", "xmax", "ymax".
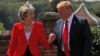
[{"xmin": 91, "ymin": 26, "xmax": 100, "ymax": 56}]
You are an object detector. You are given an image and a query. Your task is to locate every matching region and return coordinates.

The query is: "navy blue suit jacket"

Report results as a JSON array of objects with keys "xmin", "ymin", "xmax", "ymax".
[{"xmin": 53, "ymin": 15, "xmax": 92, "ymax": 56}]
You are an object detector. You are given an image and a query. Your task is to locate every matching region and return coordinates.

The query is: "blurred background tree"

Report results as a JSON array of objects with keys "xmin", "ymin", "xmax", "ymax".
[
  {"xmin": 0, "ymin": 22, "xmax": 5, "ymax": 30},
  {"xmin": 0, "ymin": 0, "xmax": 99, "ymax": 30}
]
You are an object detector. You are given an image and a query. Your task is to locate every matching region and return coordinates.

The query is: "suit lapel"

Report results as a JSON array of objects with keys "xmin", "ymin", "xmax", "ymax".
[{"xmin": 70, "ymin": 15, "xmax": 78, "ymax": 37}]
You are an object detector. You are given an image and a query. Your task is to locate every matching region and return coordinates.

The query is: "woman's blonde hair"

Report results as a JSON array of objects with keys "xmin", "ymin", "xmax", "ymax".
[{"xmin": 18, "ymin": 1, "xmax": 35, "ymax": 20}]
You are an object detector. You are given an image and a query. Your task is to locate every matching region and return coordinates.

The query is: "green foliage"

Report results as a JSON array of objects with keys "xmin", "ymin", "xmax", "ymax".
[
  {"xmin": 91, "ymin": 26, "xmax": 100, "ymax": 56},
  {"xmin": 33, "ymin": 1, "xmax": 51, "ymax": 20},
  {"xmin": 0, "ymin": 0, "xmax": 48, "ymax": 3},
  {"xmin": 0, "ymin": 22, "xmax": 5, "ymax": 30},
  {"xmin": 0, "ymin": 1, "xmax": 100, "ymax": 30},
  {"xmin": 89, "ymin": 2, "xmax": 100, "ymax": 17},
  {"xmin": 0, "ymin": 1, "xmax": 50, "ymax": 29}
]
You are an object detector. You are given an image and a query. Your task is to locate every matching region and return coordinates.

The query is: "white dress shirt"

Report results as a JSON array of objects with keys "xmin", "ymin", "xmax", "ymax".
[{"xmin": 62, "ymin": 13, "xmax": 74, "ymax": 51}]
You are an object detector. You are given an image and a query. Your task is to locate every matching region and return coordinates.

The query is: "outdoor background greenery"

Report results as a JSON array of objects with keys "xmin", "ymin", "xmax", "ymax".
[
  {"xmin": 91, "ymin": 26, "xmax": 100, "ymax": 56},
  {"xmin": 0, "ymin": 0, "xmax": 100, "ymax": 30},
  {"xmin": 0, "ymin": 0, "xmax": 100, "ymax": 56}
]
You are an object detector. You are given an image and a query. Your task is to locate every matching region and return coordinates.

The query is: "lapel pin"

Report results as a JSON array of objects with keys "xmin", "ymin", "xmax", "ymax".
[{"xmin": 73, "ymin": 21, "xmax": 76, "ymax": 24}]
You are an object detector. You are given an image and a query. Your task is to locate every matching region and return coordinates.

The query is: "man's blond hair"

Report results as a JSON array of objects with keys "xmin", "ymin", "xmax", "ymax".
[{"xmin": 56, "ymin": 1, "xmax": 73, "ymax": 10}]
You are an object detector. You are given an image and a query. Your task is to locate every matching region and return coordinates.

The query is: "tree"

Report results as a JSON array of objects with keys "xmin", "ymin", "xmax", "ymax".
[{"xmin": 0, "ymin": 22, "xmax": 5, "ymax": 30}]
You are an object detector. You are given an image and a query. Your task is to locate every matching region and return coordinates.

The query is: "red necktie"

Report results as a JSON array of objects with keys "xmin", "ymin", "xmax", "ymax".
[{"xmin": 63, "ymin": 21, "xmax": 70, "ymax": 56}]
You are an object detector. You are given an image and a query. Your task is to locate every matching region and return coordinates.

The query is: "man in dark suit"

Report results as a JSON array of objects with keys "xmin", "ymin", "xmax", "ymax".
[{"xmin": 49, "ymin": 1, "xmax": 92, "ymax": 56}]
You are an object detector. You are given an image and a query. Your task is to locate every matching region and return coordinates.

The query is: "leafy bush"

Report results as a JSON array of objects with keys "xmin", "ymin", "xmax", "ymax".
[
  {"xmin": 0, "ymin": 22, "xmax": 5, "ymax": 30},
  {"xmin": 91, "ymin": 26, "xmax": 100, "ymax": 56}
]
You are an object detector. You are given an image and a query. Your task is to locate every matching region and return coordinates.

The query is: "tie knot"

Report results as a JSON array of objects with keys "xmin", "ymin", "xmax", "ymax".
[{"xmin": 65, "ymin": 20, "xmax": 68, "ymax": 24}]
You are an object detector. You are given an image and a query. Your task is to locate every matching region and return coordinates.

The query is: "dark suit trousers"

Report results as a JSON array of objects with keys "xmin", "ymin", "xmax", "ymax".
[
  {"xmin": 62, "ymin": 51, "xmax": 66, "ymax": 56},
  {"xmin": 23, "ymin": 46, "xmax": 33, "ymax": 56},
  {"xmin": 57, "ymin": 51, "xmax": 66, "ymax": 56}
]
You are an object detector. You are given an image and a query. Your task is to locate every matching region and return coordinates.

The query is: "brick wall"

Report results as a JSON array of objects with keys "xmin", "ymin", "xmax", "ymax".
[
  {"xmin": 0, "ymin": 33, "xmax": 57, "ymax": 56},
  {"xmin": 0, "ymin": 31, "xmax": 10, "ymax": 56},
  {"xmin": 41, "ymin": 12, "xmax": 59, "ymax": 56}
]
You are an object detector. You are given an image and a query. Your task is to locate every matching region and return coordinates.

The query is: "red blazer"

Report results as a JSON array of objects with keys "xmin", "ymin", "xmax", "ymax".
[{"xmin": 7, "ymin": 21, "xmax": 51, "ymax": 56}]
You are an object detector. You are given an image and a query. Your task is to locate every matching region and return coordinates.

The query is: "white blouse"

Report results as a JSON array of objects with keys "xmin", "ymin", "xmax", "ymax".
[{"xmin": 25, "ymin": 32, "xmax": 31, "ymax": 41}]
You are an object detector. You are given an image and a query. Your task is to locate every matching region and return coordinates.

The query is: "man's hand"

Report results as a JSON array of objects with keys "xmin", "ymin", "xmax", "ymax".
[{"xmin": 48, "ymin": 33, "xmax": 56, "ymax": 44}]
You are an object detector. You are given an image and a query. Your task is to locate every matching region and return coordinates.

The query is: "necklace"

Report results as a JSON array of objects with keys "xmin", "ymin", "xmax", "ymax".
[
  {"xmin": 23, "ymin": 22, "xmax": 33, "ymax": 30},
  {"xmin": 22, "ymin": 21, "xmax": 34, "ymax": 32},
  {"xmin": 24, "ymin": 25, "xmax": 32, "ymax": 30}
]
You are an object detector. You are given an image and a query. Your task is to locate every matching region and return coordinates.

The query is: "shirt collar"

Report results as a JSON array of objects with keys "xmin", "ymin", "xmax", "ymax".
[{"xmin": 67, "ymin": 13, "xmax": 74, "ymax": 23}]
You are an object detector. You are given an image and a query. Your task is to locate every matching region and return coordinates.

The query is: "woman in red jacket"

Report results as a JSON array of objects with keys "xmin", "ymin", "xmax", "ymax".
[{"xmin": 7, "ymin": 1, "xmax": 55, "ymax": 56}]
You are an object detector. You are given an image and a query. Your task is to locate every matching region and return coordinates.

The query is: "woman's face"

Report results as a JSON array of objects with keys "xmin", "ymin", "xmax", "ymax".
[{"xmin": 24, "ymin": 10, "xmax": 34, "ymax": 22}]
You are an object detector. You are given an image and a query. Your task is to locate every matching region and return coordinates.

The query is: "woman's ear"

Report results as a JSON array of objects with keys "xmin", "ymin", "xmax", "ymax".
[{"xmin": 23, "ymin": 12, "xmax": 28, "ymax": 19}]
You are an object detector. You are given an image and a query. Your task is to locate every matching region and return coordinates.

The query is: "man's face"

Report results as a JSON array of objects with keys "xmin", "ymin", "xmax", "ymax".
[{"xmin": 57, "ymin": 6, "xmax": 71, "ymax": 20}]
